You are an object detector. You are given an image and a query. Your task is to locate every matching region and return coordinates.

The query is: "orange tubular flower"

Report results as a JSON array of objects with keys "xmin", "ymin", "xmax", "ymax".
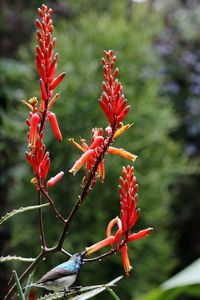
[
  {"xmin": 28, "ymin": 113, "xmax": 40, "ymax": 147},
  {"xmin": 86, "ymin": 236, "xmax": 115, "ymax": 255},
  {"xmin": 120, "ymin": 244, "xmax": 132, "ymax": 276},
  {"xmin": 46, "ymin": 171, "xmax": 64, "ymax": 191},
  {"xmin": 48, "ymin": 112, "xmax": 62, "ymax": 142}
]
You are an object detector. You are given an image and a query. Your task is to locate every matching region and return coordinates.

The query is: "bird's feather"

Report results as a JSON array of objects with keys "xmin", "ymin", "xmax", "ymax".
[{"xmin": 38, "ymin": 267, "xmax": 76, "ymax": 284}]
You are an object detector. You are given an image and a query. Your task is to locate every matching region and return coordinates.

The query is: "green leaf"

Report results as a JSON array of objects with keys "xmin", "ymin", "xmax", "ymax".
[
  {"xmin": 13, "ymin": 270, "xmax": 25, "ymax": 300},
  {"xmin": 37, "ymin": 276, "xmax": 123, "ymax": 300},
  {"xmin": 0, "ymin": 203, "xmax": 49, "ymax": 225},
  {"xmin": 106, "ymin": 287, "xmax": 121, "ymax": 300},
  {"xmin": 24, "ymin": 273, "xmax": 34, "ymax": 300},
  {"xmin": 0, "ymin": 255, "xmax": 35, "ymax": 263}
]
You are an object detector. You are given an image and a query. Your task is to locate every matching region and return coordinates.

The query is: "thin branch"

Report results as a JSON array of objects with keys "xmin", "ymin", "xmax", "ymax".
[
  {"xmin": 40, "ymin": 187, "xmax": 65, "ymax": 223},
  {"xmin": 38, "ymin": 190, "xmax": 46, "ymax": 248},
  {"xmin": 39, "ymin": 98, "xmax": 48, "ymax": 134},
  {"xmin": 84, "ymin": 248, "xmax": 117, "ymax": 262}
]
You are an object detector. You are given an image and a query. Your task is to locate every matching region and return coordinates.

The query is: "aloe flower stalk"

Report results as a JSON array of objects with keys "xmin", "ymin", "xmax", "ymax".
[{"xmin": 86, "ymin": 166, "xmax": 153, "ymax": 275}]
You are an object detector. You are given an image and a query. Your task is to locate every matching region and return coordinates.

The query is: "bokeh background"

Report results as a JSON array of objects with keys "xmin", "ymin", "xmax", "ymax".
[{"xmin": 0, "ymin": 0, "xmax": 200, "ymax": 299}]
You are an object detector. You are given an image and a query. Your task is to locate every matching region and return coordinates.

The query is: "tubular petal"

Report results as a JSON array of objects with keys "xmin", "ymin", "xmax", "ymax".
[
  {"xmin": 68, "ymin": 138, "xmax": 86, "ymax": 152},
  {"xmin": 120, "ymin": 244, "xmax": 132, "ymax": 276},
  {"xmin": 107, "ymin": 147, "xmax": 137, "ymax": 162},
  {"xmin": 69, "ymin": 149, "xmax": 95, "ymax": 175},
  {"xmin": 47, "ymin": 171, "xmax": 64, "ymax": 189},
  {"xmin": 128, "ymin": 228, "xmax": 153, "ymax": 242},
  {"xmin": 86, "ymin": 236, "xmax": 115, "ymax": 255},
  {"xmin": 113, "ymin": 124, "xmax": 133, "ymax": 139},
  {"xmin": 48, "ymin": 112, "xmax": 62, "ymax": 142}
]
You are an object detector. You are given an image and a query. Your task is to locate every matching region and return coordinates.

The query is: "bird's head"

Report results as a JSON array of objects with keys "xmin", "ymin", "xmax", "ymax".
[{"xmin": 69, "ymin": 253, "xmax": 84, "ymax": 271}]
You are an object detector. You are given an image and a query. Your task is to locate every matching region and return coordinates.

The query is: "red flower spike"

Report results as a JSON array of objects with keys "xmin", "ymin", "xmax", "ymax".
[
  {"xmin": 85, "ymin": 166, "xmax": 152, "ymax": 276},
  {"xmin": 99, "ymin": 50, "xmax": 130, "ymax": 126},
  {"xmin": 48, "ymin": 112, "xmax": 62, "ymax": 142},
  {"xmin": 35, "ymin": 5, "xmax": 65, "ymax": 104}
]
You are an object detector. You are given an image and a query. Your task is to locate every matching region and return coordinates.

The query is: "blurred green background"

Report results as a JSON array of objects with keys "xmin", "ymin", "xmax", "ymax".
[{"xmin": 0, "ymin": 0, "xmax": 200, "ymax": 299}]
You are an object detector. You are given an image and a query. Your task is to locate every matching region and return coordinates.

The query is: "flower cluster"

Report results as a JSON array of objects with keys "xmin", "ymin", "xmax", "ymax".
[
  {"xmin": 23, "ymin": 4, "xmax": 65, "ymax": 190},
  {"xmin": 86, "ymin": 166, "xmax": 153, "ymax": 275},
  {"xmin": 69, "ymin": 127, "xmax": 137, "ymax": 183},
  {"xmin": 69, "ymin": 51, "xmax": 137, "ymax": 183}
]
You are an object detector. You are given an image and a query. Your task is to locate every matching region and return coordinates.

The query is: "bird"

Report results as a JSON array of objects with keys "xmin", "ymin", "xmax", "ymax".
[{"xmin": 26, "ymin": 253, "xmax": 83, "ymax": 292}]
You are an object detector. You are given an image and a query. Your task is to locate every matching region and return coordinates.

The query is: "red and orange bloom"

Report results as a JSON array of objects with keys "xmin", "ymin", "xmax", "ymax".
[
  {"xmin": 86, "ymin": 166, "xmax": 153, "ymax": 275},
  {"xmin": 25, "ymin": 5, "xmax": 64, "ymax": 188},
  {"xmin": 69, "ymin": 51, "xmax": 136, "ymax": 182},
  {"xmin": 69, "ymin": 128, "xmax": 137, "ymax": 182}
]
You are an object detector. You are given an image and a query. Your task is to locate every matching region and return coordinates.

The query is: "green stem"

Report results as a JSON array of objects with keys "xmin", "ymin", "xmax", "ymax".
[
  {"xmin": 106, "ymin": 287, "xmax": 121, "ymax": 300},
  {"xmin": 13, "ymin": 271, "xmax": 25, "ymax": 300}
]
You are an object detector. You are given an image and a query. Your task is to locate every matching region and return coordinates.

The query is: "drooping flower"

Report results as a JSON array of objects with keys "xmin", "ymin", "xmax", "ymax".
[{"xmin": 86, "ymin": 166, "xmax": 153, "ymax": 275}]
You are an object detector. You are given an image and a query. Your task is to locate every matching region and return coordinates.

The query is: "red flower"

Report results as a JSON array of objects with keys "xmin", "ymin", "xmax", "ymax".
[{"xmin": 86, "ymin": 166, "xmax": 153, "ymax": 275}]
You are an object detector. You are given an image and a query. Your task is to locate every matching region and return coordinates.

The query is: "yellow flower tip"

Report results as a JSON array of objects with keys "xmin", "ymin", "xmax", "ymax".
[
  {"xmin": 30, "ymin": 177, "xmax": 38, "ymax": 186},
  {"xmin": 113, "ymin": 123, "xmax": 134, "ymax": 139},
  {"xmin": 68, "ymin": 138, "xmax": 85, "ymax": 152},
  {"xmin": 29, "ymin": 96, "xmax": 38, "ymax": 107},
  {"xmin": 125, "ymin": 265, "xmax": 133, "ymax": 277},
  {"xmin": 69, "ymin": 168, "xmax": 76, "ymax": 176},
  {"xmin": 85, "ymin": 247, "xmax": 93, "ymax": 256},
  {"xmin": 20, "ymin": 99, "xmax": 34, "ymax": 111},
  {"xmin": 131, "ymin": 154, "xmax": 138, "ymax": 162}
]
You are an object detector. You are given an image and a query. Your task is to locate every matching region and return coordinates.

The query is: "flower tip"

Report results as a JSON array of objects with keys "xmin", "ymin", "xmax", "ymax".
[
  {"xmin": 131, "ymin": 155, "xmax": 138, "ymax": 162},
  {"xmin": 69, "ymin": 168, "xmax": 76, "ymax": 176}
]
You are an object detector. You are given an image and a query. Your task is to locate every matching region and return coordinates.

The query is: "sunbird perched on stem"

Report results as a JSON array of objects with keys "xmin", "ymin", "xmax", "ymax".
[{"xmin": 26, "ymin": 253, "xmax": 83, "ymax": 292}]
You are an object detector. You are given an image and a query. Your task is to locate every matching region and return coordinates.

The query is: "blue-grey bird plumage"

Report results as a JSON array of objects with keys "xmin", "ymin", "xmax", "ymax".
[{"xmin": 27, "ymin": 253, "xmax": 83, "ymax": 292}]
